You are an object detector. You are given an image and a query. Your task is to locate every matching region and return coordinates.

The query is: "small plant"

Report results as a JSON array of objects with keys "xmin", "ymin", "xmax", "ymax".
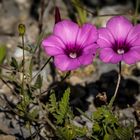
[
  {"xmin": 47, "ymin": 88, "xmax": 87, "ymax": 140},
  {"xmin": 91, "ymin": 106, "xmax": 133, "ymax": 140}
]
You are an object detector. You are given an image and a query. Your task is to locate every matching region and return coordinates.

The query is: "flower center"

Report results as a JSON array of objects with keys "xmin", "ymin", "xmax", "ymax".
[
  {"xmin": 64, "ymin": 44, "xmax": 83, "ymax": 59},
  {"xmin": 69, "ymin": 52, "xmax": 77, "ymax": 58},
  {"xmin": 117, "ymin": 49, "xmax": 125, "ymax": 55},
  {"xmin": 113, "ymin": 41, "xmax": 131, "ymax": 55}
]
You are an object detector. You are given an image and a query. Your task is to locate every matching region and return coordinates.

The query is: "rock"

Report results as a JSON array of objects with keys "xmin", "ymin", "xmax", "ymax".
[
  {"xmin": 136, "ymin": 62, "xmax": 140, "ymax": 70},
  {"xmin": 0, "ymin": 135, "xmax": 16, "ymax": 140},
  {"xmin": 0, "ymin": 0, "xmax": 20, "ymax": 34},
  {"xmin": 96, "ymin": 3, "xmax": 133, "ymax": 27},
  {"xmin": 69, "ymin": 76, "xmax": 84, "ymax": 85},
  {"xmin": 0, "ymin": 120, "xmax": 12, "ymax": 134}
]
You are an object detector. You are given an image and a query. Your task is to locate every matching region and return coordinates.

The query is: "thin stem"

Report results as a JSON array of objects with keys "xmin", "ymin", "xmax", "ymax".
[
  {"xmin": 20, "ymin": 34, "xmax": 27, "ymax": 112},
  {"xmin": 71, "ymin": 1, "xmax": 132, "ymax": 17},
  {"xmin": 134, "ymin": 0, "xmax": 139, "ymax": 24},
  {"xmin": 41, "ymin": 71, "xmax": 71, "ymax": 95},
  {"xmin": 31, "ymin": 56, "xmax": 52, "ymax": 82},
  {"xmin": 21, "ymin": 35, "xmax": 25, "ymax": 92},
  {"xmin": 108, "ymin": 62, "xmax": 121, "ymax": 108}
]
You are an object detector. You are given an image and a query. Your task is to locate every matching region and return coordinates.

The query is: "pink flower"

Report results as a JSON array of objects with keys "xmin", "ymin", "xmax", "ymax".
[
  {"xmin": 97, "ymin": 16, "xmax": 140, "ymax": 64},
  {"xmin": 42, "ymin": 20, "xmax": 98, "ymax": 71}
]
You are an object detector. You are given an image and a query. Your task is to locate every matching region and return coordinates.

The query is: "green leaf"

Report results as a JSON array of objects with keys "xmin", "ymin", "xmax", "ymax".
[
  {"xmin": 55, "ymin": 88, "xmax": 70, "ymax": 124},
  {"xmin": 103, "ymin": 133, "xmax": 111, "ymax": 140},
  {"xmin": 56, "ymin": 124, "xmax": 87, "ymax": 140},
  {"xmin": 91, "ymin": 106, "xmax": 133, "ymax": 140},
  {"xmin": 93, "ymin": 122, "xmax": 100, "ymax": 132},
  {"xmin": 48, "ymin": 91, "xmax": 58, "ymax": 114},
  {"xmin": 17, "ymin": 94, "xmax": 31, "ymax": 113},
  {"xmin": 48, "ymin": 88, "xmax": 72, "ymax": 125},
  {"xmin": 72, "ymin": 0, "xmax": 87, "ymax": 25},
  {"xmin": 0, "ymin": 45, "xmax": 6, "ymax": 64},
  {"xmin": 10, "ymin": 57, "xmax": 18, "ymax": 70},
  {"xmin": 115, "ymin": 125, "xmax": 133, "ymax": 140},
  {"xmin": 34, "ymin": 74, "xmax": 43, "ymax": 89},
  {"xmin": 28, "ymin": 108, "xmax": 38, "ymax": 120}
]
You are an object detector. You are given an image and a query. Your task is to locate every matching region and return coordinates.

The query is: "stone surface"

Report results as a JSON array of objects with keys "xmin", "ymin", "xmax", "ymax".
[{"xmin": 0, "ymin": 135, "xmax": 16, "ymax": 140}]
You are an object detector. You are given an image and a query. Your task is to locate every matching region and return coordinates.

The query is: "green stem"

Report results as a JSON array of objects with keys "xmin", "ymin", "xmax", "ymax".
[
  {"xmin": 22, "ymin": 35, "xmax": 25, "ymax": 90},
  {"xmin": 134, "ymin": 0, "xmax": 139, "ymax": 24},
  {"xmin": 108, "ymin": 62, "xmax": 121, "ymax": 108},
  {"xmin": 21, "ymin": 34, "xmax": 26, "ymax": 111}
]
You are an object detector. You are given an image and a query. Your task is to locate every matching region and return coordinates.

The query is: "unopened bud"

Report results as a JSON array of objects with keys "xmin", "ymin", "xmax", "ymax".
[
  {"xmin": 18, "ymin": 24, "xmax": 26, "ymax": 36},
  {"xmin": 55, "ymin": 7, "xmax": 61, "ymax": 24}
]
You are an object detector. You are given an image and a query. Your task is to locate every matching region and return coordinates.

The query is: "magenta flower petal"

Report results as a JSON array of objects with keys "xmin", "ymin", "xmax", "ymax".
[
  {"xmin": 42, "ymin": 20, "xmax": 98, "ymax": 71},
  {"xmin": 76, "ymin": 23, "xmax": 98, "ymax": 46},
  {"xmin": 78, "ymin": 44, "xmax": 98, "ymax": 65},
  {"xmin": 53, "ymin": 20, "xmax": 79, "ymax": 45},
  {"xmin": 54, "ymin": 54, "xmax": 80, "ymax": 71},
  {"xmin": 126, "ymin": 24, "xmax": 140, "ymax": 46},
  {"xmin": 42, "ymin": 35, "xmax": 65, "ymax": 56},
  {"xmin": 99, "ymin": 48, "xmax": 122, "ymax": 63},
  {"xmin": 78, "ymin": 54, "xmax": 94, "ymax": 65},
  {"xmin": 123, "ymin": 46, "xmax": 140, "ymax": 64},
  {"xmin": 97, "ymin": 28, "xmax": 114, "ymax": 48},
  {"xmin": 107, "ymin": 16, "xmax": 133, "ymax": 41},
  {"xmin": 98, "ymin": 16, "xmax": 140, "ymax": 65},
  {"xmin": 83, "ymin": 43, "xmax": 99, "ymax": 54}
]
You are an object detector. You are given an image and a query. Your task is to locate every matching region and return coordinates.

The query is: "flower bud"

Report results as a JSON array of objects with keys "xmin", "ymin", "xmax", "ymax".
[{"xmin": 18, "ymin": 24, "xmax": 26, "ymax": 36}]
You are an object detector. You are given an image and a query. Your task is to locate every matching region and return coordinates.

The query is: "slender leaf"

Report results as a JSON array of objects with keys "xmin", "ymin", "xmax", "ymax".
[{"xmin": 0, "ymin": 45, "xmax": 6, "ymax": 64}]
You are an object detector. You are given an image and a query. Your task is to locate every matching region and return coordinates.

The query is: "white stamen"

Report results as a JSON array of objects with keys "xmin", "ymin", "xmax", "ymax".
[
  {"xmin": 69, "ymin": 52, "xmax": 77, "ymax": 58},
  {"xmin": 117, "ymin": 49, "xmax": 124, "ymax": 54}
]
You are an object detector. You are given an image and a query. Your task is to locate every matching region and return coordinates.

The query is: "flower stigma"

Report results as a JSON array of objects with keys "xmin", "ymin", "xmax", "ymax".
[
  {"xmin": 69, "ymin": 52, "xmax": 77, "ymax": 58},
  {"xmin": 117, "ymin": 49, "xmax": 125, "ymax": 55}
]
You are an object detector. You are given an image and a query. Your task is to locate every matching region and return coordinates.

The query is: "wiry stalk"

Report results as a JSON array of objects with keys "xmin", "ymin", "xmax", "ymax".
[
  {"xmin": 21, "ymin": 35, "xmax": 25, "ymax": 95},
  {"xmin": 109, "ymin": 62, "xmax": 121, "ymax": 108},
  {"xmin": 134, "ymin": 0, "xmax": 139, "ymax": 24},
  {"xmin": 31, "ymin": 56, "xmax": 52, "ymax": 82},
  {"xmin": 41, "ymin": 71, "xmax": 71, "ymax": 95}
]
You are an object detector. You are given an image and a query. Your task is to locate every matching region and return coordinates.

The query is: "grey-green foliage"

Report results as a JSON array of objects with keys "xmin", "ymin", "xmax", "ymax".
[
  {"xmin": 56, "ymin": 123, "xmax": 87, "ymax": 140},
  {"xmin": 17, "ymin": 94, "xmax": 31, "ymax": 116},
  {"xmin": 48, "ymin": 88, "xmax": 73, "ymax": 124},
  {"xmin": 115, "ymin": 126, "xmax": 133, "ymax": 140},
  {"xmin": 48, "ymin": 88, "xmax": 87, "ymax": 140},
  {"xmin": 91, "ymin": 106, "xmax": 133, "ymax": 140}
]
